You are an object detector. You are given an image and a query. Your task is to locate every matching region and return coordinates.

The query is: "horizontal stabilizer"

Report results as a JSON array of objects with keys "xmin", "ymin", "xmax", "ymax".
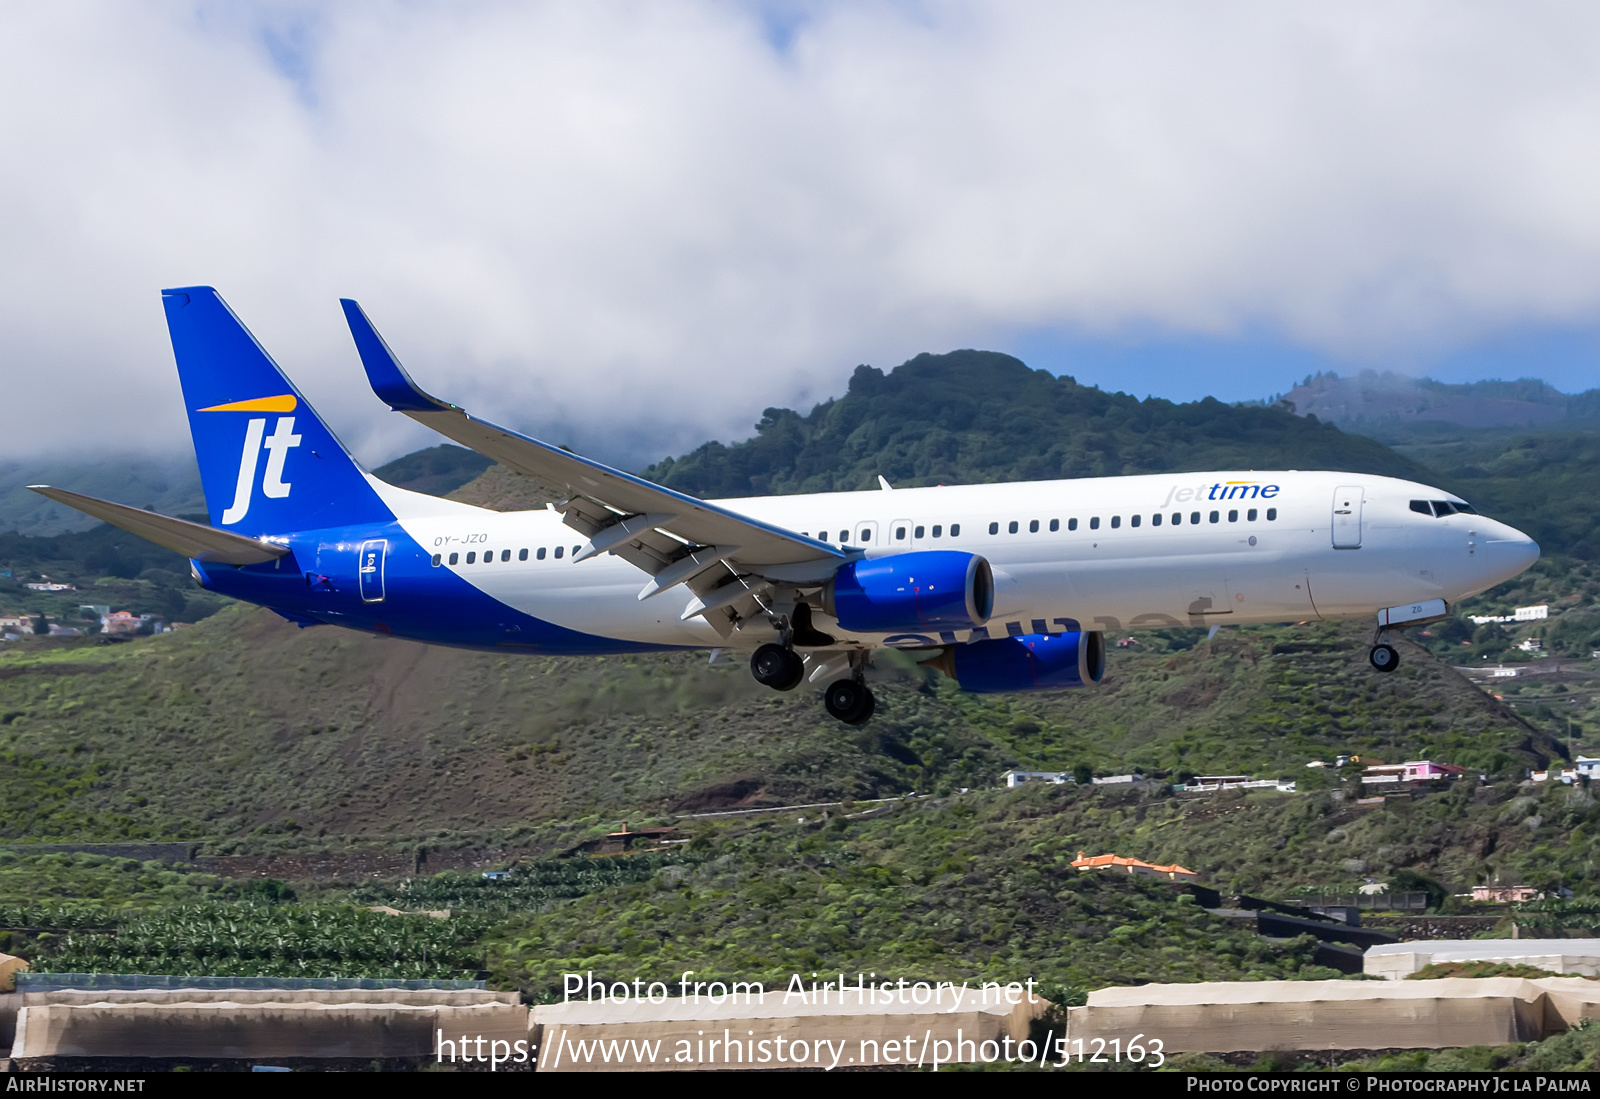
[{"xmin": 27, "ymin": 487, "xmax": 291, "ymax": 566}]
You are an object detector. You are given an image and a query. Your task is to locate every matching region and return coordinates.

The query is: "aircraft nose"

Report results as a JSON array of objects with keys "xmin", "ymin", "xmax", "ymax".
[{"xmin": 1482, "ymin": 521, "xmax": 1540, "ymax": 580}]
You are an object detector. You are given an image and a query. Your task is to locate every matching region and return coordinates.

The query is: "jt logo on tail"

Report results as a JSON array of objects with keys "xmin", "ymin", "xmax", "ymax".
[
  {"xmin": 199, "ymin": 395, "xmax": 304, "ymax": 524},
  {"xmin": 220, "ymin": 416, "xmax": 301, "ymax": 523}
]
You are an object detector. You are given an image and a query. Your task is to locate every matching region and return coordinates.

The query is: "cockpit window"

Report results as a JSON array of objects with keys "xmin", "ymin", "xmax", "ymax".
[{"xmin": 1412, "ymin": 498, "xmax": 1478, "ymax": 517}]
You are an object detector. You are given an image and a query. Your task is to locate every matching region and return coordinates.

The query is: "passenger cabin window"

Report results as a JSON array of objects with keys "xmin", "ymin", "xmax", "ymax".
[
  {"xmin": 1247, "ymin": 509, "xmax": 1258, "ymax": 521},
  {"xmin": 1171, "ymin": 512, "xmax": 1182, "ymax": 525},
  {"xmin": 449, "ymin": 552, "xmax": 459, "ymax": 565},
  {"xmin": 1131, "ymin": 514, "xmax": 1141, "ymax": 528},
  {"xmin": 1089, "ymin": 517, "xmax": 1100, "ymax": 530},
  {"xmin": 1029, "ymin": 519, "xmax": 1039, "ymax": 533},
  {"xmin": 840, "ymin": 530, "xmax": 849, "ymax": 542},
  {"xmin": 431, "ymin": 553, "xmax": 441, "ymax": 566},
  {"xmin": 950, "ymin": 523, "xmax": 961, "ymax": 536},
  {"xmin": 858, "ymin": 529, "xmax": 870, "ymax": 543},
  {"xmin": 895, "ymin": 526, "xmax": 907, "ymax": 540},
  {"xmin": 932, "ymin": 525, "xmax": 943, "ymax": 537},
  {"xmin": 1227, "ymin": 510, "xmax": 1238, "ymax": 522},
  {"xmin": 989, "ymin": 522, "xmax": 999, "ymax": 535},
  {"xmin": 1110, "ymin": 516, "xmax": 1121, "ymax": 529},
  {"xmin": 1266, "ymin": 508, "xmax": 1277, "ymax": 521},
  {"xmin": 1049, "ymin": 519, "xmax": 1059, "ymax": 532},
  {"xmin": 501, "ymin": 549, "xmax": 511, "ymax": 562},
  {"xmin": 572, "ymin": 545, "xmax": 580, "ymax": 556},
  {"xmin": 537, "ymin": 547, "xmax": 547, "ymax": 560},
  {"xmin": 1008, "ymin": 521, "xmax": 1019, "ymax": 534},
  {"xmin": 1068, "ymin": 518, "xmax": 1078, "ymax": 531},
  {"xmin": 1152, "ymin": 513, "xmax": 1162, "ymax": 526},
  {"xmin": 554, "ymin": 546, "xmax": 563, "ymax": 559},
  {"xmin": 519, "ymin": 548, "xmax": 528, "ymax": 561},
  {"xmin": 466, "ymin": 551, "xmax": 476, "ymax": 564},
  {"xmin": 914, "ymin": 525, "xmax": 924, "ymax": 538},
  {"xmin": 1190, "ymin": 512, "xmax": 1200, "ymax": 525}
]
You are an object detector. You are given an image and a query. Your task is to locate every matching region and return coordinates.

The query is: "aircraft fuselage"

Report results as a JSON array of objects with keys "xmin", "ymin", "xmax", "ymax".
[{"xmin": 195, "ymin": 468, "xmax": 1537, "ymax": 654}]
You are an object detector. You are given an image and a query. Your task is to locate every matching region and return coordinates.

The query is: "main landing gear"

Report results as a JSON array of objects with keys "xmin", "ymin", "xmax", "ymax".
[
  {"xmin": 749, "ymin": 643, "xmax": 877, "ymax": 723},
  {"xmin": 824, "ymin": 677, "xmax": 876, "ymax": 726},
  {"xmin": 748, "ymin": 601, "xmax": 876, "ymax": 724},
  {"xmin": 750, "ymin": 643, "xmax": 804, "ymax": 691}
]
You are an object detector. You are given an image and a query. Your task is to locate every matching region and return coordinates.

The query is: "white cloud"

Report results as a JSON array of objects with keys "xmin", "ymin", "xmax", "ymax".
[{"xmin": 3, "ymin": 1, "xmax": 1600, "ymax": 468}]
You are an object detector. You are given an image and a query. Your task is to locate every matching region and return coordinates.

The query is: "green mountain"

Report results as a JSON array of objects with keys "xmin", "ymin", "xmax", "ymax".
[
  {"xmin": 645, "ymin": 351, "xmax": 1428, "ymax": 496},
  {"xmin": 0, "ymin": 603, "xmax": 1570, "ymax": 876},
  {"xmin": 369, "ymin": 444, "xmax": 492, "ymax": 497}
]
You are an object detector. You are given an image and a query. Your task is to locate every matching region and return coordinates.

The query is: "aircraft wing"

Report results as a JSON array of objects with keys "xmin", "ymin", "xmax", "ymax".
[
  {"xmin": 341, "ymin": 300, "xmax": 847, "ymax": 605},
  {"xmin": 27, "ymin": 487, "xmax": 290, "ymax": 566}
]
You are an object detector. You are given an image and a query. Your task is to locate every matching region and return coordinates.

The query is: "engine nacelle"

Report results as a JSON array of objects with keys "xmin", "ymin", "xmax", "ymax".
[
  {"xmin": 944, "ymin": 631, "xmax": 1105, "ymax": 693},
  {"xmin": 821, "ymin": 551, "xmax": 993, "ymax": 633}
]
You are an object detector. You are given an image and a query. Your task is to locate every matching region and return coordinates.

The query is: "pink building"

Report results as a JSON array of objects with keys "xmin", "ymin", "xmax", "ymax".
[
  {"xmin": 1471, "ymin": 885, "xmax": 1542, "ymax": 903},
  {"xmin": 1361, "ymin": 760, "xmax": 1463, "ymax": 785}
]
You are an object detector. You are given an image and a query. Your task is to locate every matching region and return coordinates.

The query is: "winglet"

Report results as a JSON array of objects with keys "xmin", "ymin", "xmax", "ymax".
[{"xmin": 340, "ymin": 299, "xmax": 454, "ymax": 414}]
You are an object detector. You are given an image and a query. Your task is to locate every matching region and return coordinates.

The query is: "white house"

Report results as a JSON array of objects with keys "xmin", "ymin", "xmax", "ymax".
[{"xmin": 1002, "ymin": 770, "xmax": 1069, "ymax": 788}]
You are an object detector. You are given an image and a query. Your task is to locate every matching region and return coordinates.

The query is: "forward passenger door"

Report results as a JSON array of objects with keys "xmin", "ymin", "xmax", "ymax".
[{"xmin": 1332, "ymin": 486, "xmax": 1364, "ymax": 549}]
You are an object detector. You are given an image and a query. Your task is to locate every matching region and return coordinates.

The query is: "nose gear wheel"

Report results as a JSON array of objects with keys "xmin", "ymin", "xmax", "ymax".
[{"xmin": 1369, "ymin": 643, "xmax": 1400, "ymax": 673}]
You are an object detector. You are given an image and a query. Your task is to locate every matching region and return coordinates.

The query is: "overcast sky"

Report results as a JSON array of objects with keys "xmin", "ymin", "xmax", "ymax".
[{"xmin": 4, "ymin": 2, "xmax": 1600, "ymax": 470}]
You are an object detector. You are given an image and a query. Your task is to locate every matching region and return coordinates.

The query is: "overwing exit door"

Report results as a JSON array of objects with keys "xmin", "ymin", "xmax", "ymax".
[
  {"xmin": 1332, "ymin": 486, "xmax": 1364, "ymax": 549},
  {"xmin": 359, "ymin": 539, "xmax": 388, "ymax": 603}
]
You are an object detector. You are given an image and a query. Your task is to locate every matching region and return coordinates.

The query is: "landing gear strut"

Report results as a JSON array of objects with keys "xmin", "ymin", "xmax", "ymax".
[{"xmin": 824, "ymin": 678, "xmax": 876, "ymax": 725}]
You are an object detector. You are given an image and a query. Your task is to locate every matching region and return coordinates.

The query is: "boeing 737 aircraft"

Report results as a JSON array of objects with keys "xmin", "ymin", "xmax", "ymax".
[{"xmin": 32, "ymin": 287, "xmax": 1540, "ymax": 725}]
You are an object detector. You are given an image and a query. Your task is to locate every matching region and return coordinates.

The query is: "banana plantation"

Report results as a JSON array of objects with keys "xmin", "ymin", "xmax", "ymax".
[{"xmin": 24, "ymin": 904, "xmax": 491, "ymax": 980}]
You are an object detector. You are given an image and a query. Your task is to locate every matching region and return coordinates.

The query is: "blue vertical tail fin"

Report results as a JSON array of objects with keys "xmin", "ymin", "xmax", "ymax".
[{"xmin": 162, "ymin": 286, "xmax": 391, "ymax": 534}]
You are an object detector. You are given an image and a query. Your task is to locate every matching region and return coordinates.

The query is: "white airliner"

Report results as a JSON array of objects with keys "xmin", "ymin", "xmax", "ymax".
[{"xmin": 32, "ymin": 288, "xmax": 1540, "ymax": 725}]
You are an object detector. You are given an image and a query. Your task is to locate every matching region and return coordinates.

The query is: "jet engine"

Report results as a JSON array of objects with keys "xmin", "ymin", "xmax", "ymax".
[
  {"xmin": 922, "ymin": 630, "xmax": 1105, "ymax": 693},
  {"xmin": 821, "ymin": 550, "xmax": 993, "ymax": 633}
]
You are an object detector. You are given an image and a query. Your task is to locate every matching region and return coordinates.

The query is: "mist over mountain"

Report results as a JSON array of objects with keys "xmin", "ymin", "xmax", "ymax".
[{"xmin": 1283, "ymin": 371, "xmax": 1600, "ymax": 435}]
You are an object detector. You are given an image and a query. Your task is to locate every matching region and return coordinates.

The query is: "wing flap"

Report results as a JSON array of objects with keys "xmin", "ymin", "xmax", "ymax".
[{"xmin": 28, "ymin": 487, "xmax": 290, "ymax": 566}]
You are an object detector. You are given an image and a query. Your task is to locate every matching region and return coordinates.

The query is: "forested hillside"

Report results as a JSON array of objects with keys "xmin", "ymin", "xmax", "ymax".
[
  {"xmin": 644, "ymin": 351, "xmax": 1428, "ymax": 497},
  {"xmin": 0, "ymin": 349, "xmax": 1591, "ymax": 823},
  {"xmin": 0, "ymin": 346, "xmax": 1598, "ymax": 1067}
]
